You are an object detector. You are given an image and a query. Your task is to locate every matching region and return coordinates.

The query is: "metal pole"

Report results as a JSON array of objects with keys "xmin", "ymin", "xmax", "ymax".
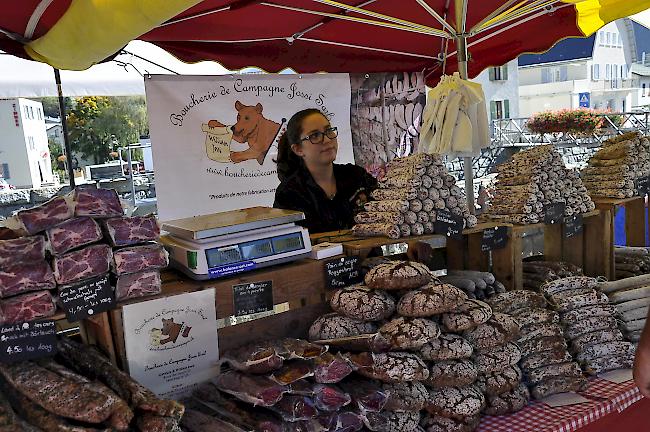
[
  {"xmin": 53, "ymin": 68, "xmax": 75, "ymax": 188},
  {"xmin": 126, "ymin": 147, "xmax": 136, "ymax": 207},
  {"xmin": 454, "ymin": 0, "xmax": 475, "ymax": 214}
]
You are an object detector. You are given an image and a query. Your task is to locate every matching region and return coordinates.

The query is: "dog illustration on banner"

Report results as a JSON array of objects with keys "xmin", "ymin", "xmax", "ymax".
[
  {"xmin": 149, "ymin": 317, "xmax": 193, "ymax": 349},
  {"xmin": 203, "ymin": 101, "xmax": 286, "ymax": 165}
]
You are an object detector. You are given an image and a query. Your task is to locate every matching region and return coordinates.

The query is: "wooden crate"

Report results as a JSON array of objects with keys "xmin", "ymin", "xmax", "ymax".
[
  {"xmin": 84, "ymin": 259, "xmax": 331, "ymax": 370},
  {"xmin": 593, "ymin": 196, "xmax": 646, "ymax": 247},
  {"xmin": 473, "ymin": 210, "xmax": 611, "ymax": 290}
]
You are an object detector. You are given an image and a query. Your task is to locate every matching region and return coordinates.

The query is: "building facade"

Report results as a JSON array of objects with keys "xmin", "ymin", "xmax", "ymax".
[
  {"xmin": 472, "ymin": 59, "xmax": 520, "ymax": 127},
  {"xmin": 0, "ymin": 98, "xmax": 54, "ymax": 188},
  {"xmin": 518, "ymin": 18, "xmax": 650, "ymax": 117}
]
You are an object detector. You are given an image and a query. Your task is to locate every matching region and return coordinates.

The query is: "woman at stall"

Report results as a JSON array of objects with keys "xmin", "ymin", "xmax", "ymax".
[
  {"xmin": 274, "ymin": 108, "xmax": 434, "ymax": 264},
  {"xmin": 273, "ymin": 108, "xmax": 377, "ymax": 233}
]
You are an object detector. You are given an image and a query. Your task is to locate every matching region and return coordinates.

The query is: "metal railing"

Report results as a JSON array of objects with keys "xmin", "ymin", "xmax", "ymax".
[{"xmin": 448, "ymin": 111, "xmax": 650, "ymax": 181}]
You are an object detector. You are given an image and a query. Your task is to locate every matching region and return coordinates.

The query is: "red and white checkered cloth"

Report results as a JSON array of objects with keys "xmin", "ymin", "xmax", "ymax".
[
  {"xmin": 579, "ymin": 378, "xmax": 643, "ymax": 412},
  {"xmin": 477, "ymin": 377, "xmax": 643, "ymax": 432}
]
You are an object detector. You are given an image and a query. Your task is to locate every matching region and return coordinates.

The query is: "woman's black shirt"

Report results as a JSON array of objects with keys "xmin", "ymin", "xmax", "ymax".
[{"xmin": 273, "ymin": 164, "xmax": 378, "ymax": 233}]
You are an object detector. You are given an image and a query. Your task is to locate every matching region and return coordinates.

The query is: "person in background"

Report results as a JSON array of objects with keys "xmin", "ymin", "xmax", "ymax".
[
  {"xmin": 274, "ymin": 107, "xmax": 436, "ymax": 263},
  {"xmin": 634, "ymin": 313, "xmax": 650, "ymax": 398},
  {"xmin": 273, "ymin": 108, "xmax": 377, "ymax": 233}
]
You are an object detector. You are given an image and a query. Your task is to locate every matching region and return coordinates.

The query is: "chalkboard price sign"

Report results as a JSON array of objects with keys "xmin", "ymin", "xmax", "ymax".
[
  {"xmin": 636, "ymin": 177, "xmax": 650, "ymax": 197},
  {"xmin": 544, "ymin": 203, "xmax": 566, "ymax": 225},
  {"xmin": 233, "ymin": 281, "xmax": 274, "ymax": 316},
  {"xmin": 564, "ymin": 214, "xmax": 583, "ymax": 239},
  {"xmin": 325, "ymin": 256, "xmax": 362, "ymax": 289},
  {"xmin": 59, "ymin": 274, "xmax": 115, "ymax": 322},
  {"xmin": 0, "ymin": 320, "xmax": 57, "ymax": 364},
  {"xmin": 434, "ymin": 210, "xmax": 464, "ymax": 240},
  {"xmin": 481, "ymin": 226, "xmax": 509, "ymax": 252}
]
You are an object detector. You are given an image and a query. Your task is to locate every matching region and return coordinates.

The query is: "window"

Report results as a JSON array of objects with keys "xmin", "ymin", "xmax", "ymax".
[
  {"xmin": 28, "ymin": 137, "xmax": 35, "ymax": 151},
  {"xmin": 618, "ymin": 34, "xmax": 623, "ymax": 47},
  {"xmin": 28, "ymin": 106, "xmax": 33, "ymax": 119},
  {"xmin": 592, "ymin": 64, "xmax": 600, "ymax": 80},
  {"xmin": 606, "ymin": 64, "xmax": 611, "ymax": 79},
  {"xmin": 489, "ymin": 65, "xmax": 508, "ymax": 81},
  {"xmin": 644, "ymin": 83, "xmax": 648, "ymax": 97},
  {"xmin": 600, "ymin": 32, "xmax": 605, "ymax": 45},
  {"xmin": 606, "ymin": 32, "xmax": 611, "ymax": 45},
  {"xmin": 37, "ymin": 108, "xmax": 42, "ymax": 120},
  {"xmin": 490, "ymin": 100, "xmax": 510, "ymax": 121}
]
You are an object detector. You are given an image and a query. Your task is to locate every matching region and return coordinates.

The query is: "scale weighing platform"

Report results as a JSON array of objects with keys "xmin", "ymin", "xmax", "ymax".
[{"xmin": 160, "ymin": 207, "xmax": 312, "ymax": 280}]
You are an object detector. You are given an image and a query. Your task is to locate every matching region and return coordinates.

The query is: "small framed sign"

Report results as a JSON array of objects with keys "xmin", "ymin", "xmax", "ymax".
[
  {"xmin": 544, "ymin": 203, "xmax": 566, "ymax": 225},
  {"xmin": 58, "ymin": 274, "xmax": 115, "ymax": 322},
  {"xmin": 233, "ymin": 281, "xmax": 274, "ymax": 316},
  {"xmin": 564, "ymin": 214, "xmax": 583, "ymax": 238},
  {"xmin": 481, "ymin": 226, "xmax": 509, "ymax": 252},
  {"xmin": 0, "ymin": 320, "xmax": 57, "ymax": 363},
  {"xmin": 325, "ymin": 256, "xmax": 362, "ymax": 289},
  {"xmin": 434, "ymin": 210, "xmax": 464, "ymax": 240}
]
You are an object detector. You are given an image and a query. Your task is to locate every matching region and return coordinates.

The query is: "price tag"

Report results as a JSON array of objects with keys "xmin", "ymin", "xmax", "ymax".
[
  {"xmin": 481, "ymin": 226, "xmax": 509, "ymax": 252},
  {"xmin": 0, "ymin": 320, "xmax": 57, "ymax": 364},
  {"xmin": 325, "ymin": 256, "xmax": 362, "ymax": 289},
  {"xmin": 636, "ymin": 177, "xmax": 650, "ymax": 197},
  {"xmin": 59, "ymin": 274, "xmax": 115, "ymax": 322},
  {"xmin": 544, "ymin": 203, "xmax": 566, "ymax": 225},
  {"xmin": 564, "ymin": 214, "xmax": 583, "ymax": 239},
  {"xmin": 434, "ymin": 209, "xmax": 464, "ymax": 240},
  {"xmin": 233, "ymin": 281, "xmax": 273, "ymax": 316}
]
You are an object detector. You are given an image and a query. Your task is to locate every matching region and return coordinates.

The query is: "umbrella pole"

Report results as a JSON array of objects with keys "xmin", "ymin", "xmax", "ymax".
[
  {"xmin": 455, "ymin": 34, "xmax": 475, "ymax": 214},
  {"xmin": 54, "ymin": 68, "xmax": 75, "ymax": 188}
]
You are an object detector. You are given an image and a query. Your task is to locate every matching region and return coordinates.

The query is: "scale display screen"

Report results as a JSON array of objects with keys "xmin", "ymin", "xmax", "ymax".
[{"xmin": 205, "ymin": 232, "xmax": 305, "ymax": 268}]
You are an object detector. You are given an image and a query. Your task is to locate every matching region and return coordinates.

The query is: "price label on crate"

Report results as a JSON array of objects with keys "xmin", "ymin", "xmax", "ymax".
[
  {"xmin": 0, "ymin": 320, "xmax": 57, "ymax": 364},
  {"xmin": 325, "ymin": 256, "xmax": 362, "ymax": 289},
  {"xmin": 59, "ymin": 274, "xmax": 115, "ymax": 322},
  {"xmin": 564, "ymin": 214, "xmax": 583, "ymax": 239},
  {"xmin": 636, "ymin": 176, "xmax": 650, "ymax": 197},
  {"xmin": 233, "ymin": 281, "xmax": 273, "ymax": 316},
  {"xmin": 434, "ymin": 210, "xmax": 464, "ymax": 240},
  {"xmin": 544, "ymin": 203, "xmax": 566, "ymax": 225},
  {"xmin": 481, "ymin": 226, "xmax": 509, "ymax": 252}
]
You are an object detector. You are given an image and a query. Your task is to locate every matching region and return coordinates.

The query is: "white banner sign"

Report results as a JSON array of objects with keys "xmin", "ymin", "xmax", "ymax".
[
  {"xmin": 122, "ymin": 289, "xmax": 219, "ymax": 400},
  {"xmin": 146, "ymin": 74, "xmax": 354, "ymax": 221}
]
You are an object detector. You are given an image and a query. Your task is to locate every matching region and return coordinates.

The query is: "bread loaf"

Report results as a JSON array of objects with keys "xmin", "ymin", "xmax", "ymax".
[
  {"xmin": 365, "ymin": 261, "xmax": 432, "ymax": 290},
  {"xmin": 352, "ymin": 352, "xmax": 429, "ymax": 383},
  {"xmin": 378, "ymin": 317, "xmax": 440, "ymax": 350},
  {"xmin": 472, "ymin": 343, "xmax": 521, "ymax": 374},
  {"xmin": 583, "ymin": 355, "xmax": 634, "ymax": 375},
  {"xmin": 426, "ymin": 385, "xmax": 485, "ymax": 420},
  {"xmin": 570, "ymin": 329, "xmax": 624, "ymax": 353},
  {"xmin": 517, "ymin": 323, "xmax": 564, "ymax": 344},
  {"xmin": 476, "ymin": 365, "xmax": 523, "ymax": 396},
  {"xmin": 308, "ymin": 313, "xmax": 378, "ymax": 341},
  {"xmin": 382, "ymin": 381, "xmax": 429, "ymax": 411},
  {"xmin": 530, "ymin": 376, "xmax": 587, "ymax": 399},
  {"xmin": 487, "ymin": 290, "xmax": 546, "ymax": 314},
  {"xmin": 526, "ymin": 362, "xmax": 583, "ymax": 384},
  {"xmin": 576, "ymin": 341, "xmax": 635, "ymax": 363},
  {"xmin": 426, "ymin": 359, "xmax": 479, "ymax": 389},
  {"xmin": 514, "ymin": 308, "xmax": 560, "ymax": 330},
  {"xmin": 441, "ymin": 300, "xmax": 492, "ymax": 332},
  {"xmin": 483, "ymin": 383, "xmax": 530, "ymax": 416},
  {"xmin": 463, "ymin": 313, "xmax": 520, "ymax": 350},
  {"xmin": 397, "ymin": 283, "xmax": 468, "ymax": 317},
  {"xmin": 330, "ymin": 287, "xmax": 396, "ymax": 321},
  {"xmin": 419, "ymin": 333, "xmax": 473, "ymax": 361},
  {"xmin": 518, "ymin": 335, "xmax": 568, "ymax": 359},
  {"xmin": 564, "ymin": 316, "xmax": 618, "ymax": 339},
  {"xmin": 420, "ymin": 414, "xmax": 480, "ymax": 432}
]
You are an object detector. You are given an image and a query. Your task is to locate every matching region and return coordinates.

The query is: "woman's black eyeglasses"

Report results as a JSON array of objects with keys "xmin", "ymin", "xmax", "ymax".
[{"xmin": 301, "ymin": 127, "xmax": 338, "ymax": 145}]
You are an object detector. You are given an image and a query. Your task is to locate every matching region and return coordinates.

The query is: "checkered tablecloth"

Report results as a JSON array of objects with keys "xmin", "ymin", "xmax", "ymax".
[{"xmin": 477, "ymin": 377, "xmax": 643, "ymax": 432}]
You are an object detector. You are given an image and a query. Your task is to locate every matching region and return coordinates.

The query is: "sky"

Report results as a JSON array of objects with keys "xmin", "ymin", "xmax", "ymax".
[{"xmin": 633, "ymin": 10, "xmax": 650, "ymax": 27}]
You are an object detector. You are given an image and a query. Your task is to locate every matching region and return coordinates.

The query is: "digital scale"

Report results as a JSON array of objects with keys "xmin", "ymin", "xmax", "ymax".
[{"xmin": 160, "ymin": 207, "xmax": 312, "ymax": 280}]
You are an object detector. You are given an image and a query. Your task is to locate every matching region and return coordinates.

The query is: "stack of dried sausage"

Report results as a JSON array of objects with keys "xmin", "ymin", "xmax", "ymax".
[
  {"xmin": 598, "ymin": 274, "xmax": 650, "ymax": 343},
  {"xmin": 353, "ymin": 154, "xmax": 477, "ymax": 239},
  {"xmin": 522, "ymin": 260, "xmax": 583, "ymax": 291},
  {"xmin": 487, "ymin": 290, "xmax": 585, "ymax": 400},
  {"xmin": 581, "ymin": 132, "xmax": 650, "ymax": 199},
  {"xmin": 0, "ymin": 337, "xmax": 184, "ymax": 432},
  {"xmin": 441, "ymin": 270, "xmax": 507, "ymax": 301},
  {"xmin": 543, "ymin": 277, "xmax": 635, "ymax": 375},
  {"xmin": 614, "ymin": 246, "xmax": 650, "ymax": 279},
  {"xmin": 485, "ymin": 145, "xmax": 595, "ymax": 225}
]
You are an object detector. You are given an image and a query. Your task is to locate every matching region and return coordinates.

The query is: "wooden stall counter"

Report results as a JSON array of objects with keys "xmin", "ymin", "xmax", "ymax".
[{"xmin": 85, "ymin": 258, "xmax": 332, "ymax": 370}]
